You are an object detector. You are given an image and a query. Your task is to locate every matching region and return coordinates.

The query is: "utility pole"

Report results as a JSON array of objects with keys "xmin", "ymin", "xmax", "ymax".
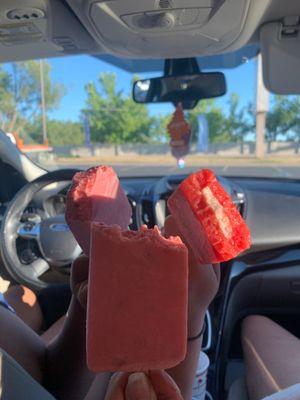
[
  {"xmin": 255, "ymin": 53, "xmax": 269, "ymax": 158},
  {"xmin": 40, "ymin": 60, "xmax": 47, "ymax": 144}
]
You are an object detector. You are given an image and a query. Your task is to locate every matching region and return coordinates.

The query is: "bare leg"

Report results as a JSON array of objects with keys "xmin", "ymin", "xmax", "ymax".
[
  {"xmin": 242, "ymin": 315, "xmax": 300, "ymax": 400},
  {"xmin": 0, "ymin": 306, "xmax": 45, "ymax": 383}
]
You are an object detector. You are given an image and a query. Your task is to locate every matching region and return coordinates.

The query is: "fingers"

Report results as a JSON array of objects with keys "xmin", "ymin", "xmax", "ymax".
[
  {"xmin": 163, "ymin": 216, "xmax": 180, "ymax": 239},
  {"xmin": 104, "ymin": 371, "xmax": 182, "ymax": 400},
  {"xmin": 105, "ymin": 372, "xmax": 157, "ymax": 400},
  {"xmin": 163, "ymin": 216, "xmax": 198, "ymax": 267},
  {"xmin": 104, "ymin": 372, "xmax": 130, "ymax": 400},
  {"xmin": 70, "ymin": 255, "xmax": 89, "ymax": 308},
  {"xmin": 212, "ymin": 263, "xmax": 221, "ymax": 284},
  {"xmin": 125, "ymin": 373, "xmax": 157, "ymax": 400},
  {"xmin": 70, "ymin": 254, "xmax": 89, "ymax": 292},
  {"xmin": 148, "ymin": 370, "xmax": 183, "ymax": 400}
]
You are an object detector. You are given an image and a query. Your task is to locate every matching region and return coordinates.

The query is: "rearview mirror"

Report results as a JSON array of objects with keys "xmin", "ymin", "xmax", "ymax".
[{"xmin": 133, "ymin": 72, "xmax": 226, "ymax": 109}]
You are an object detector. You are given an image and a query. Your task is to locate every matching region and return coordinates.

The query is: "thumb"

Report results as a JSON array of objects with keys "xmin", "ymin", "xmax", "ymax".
[
  {"xmin": 104, "ymin": 372, "xmax": 129, "ymax": 400},
  {"xmin": 126, "ymin": 373, "xmax": 157, "ymax": 400}
]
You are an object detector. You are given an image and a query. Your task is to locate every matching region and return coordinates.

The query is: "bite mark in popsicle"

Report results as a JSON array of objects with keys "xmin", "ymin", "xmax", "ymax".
[{"xmin": 167, "ymin": 169, "xmax": 251, "ymax": 264}]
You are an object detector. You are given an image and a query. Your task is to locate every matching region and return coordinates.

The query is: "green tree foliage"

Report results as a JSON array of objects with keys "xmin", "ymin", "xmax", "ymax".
[
  {"xmin": 83, "ymin": 73, "xmax": 155, "ymax": 144},
  {"xmin": 25, "ymin": 119, "xmax": 84, "ymax": 146},
  {"xmin": 289, "ymin": 111, "xmax": 300, "ymax": 143},
  {"xmin": 0, "ymin": 61, "xmax": 65, "ymax": 140},
  {"xmin": 150, "ymin": 114, "xmax": 170, "ymax": 143},
  {"xmin": 224, "ymin": 93, "xmax": 253, "ymax": 142},
  {"xmin": 186, "ymin": 94, "xmax": 253, "ymax": 143},
  {"xmin": 2, "ymin": 62, "xmax": 300, "ymax": 147},
  {"xmin": 266, "ymin": 95, "xmax": 300, "ymax": 141},
  {"xmin": 47, "ymin": 120, "xmax": 84, "ymax": 146},
  {"xmin": 187, "ymin": 99, "xmax": 227, "ymax": 143}
]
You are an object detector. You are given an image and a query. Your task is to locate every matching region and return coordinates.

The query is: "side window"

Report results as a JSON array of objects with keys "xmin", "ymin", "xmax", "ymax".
[{"xmin": 0, "ymin": 160, "xmax": 26, "ymax": 204}]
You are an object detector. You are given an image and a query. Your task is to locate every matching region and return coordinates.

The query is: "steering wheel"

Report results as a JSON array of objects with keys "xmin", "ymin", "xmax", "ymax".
[{"xmin": 0, "ymin": 169, "xmax": 82, "ymax": 290}]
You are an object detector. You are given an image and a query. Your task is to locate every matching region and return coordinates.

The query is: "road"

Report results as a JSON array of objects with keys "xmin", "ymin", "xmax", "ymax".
[{"xmin": 54, "ymin": 163, "xmax": 300, "ymax": 179}]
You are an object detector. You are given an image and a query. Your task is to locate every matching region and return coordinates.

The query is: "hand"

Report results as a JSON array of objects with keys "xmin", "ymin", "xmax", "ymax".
[
  {"xmin": 163, "ymin": 215, "xmax": 220, "ymax": 336},
  {"xmin": 70, "ymin": 215, "xmax": 221, "ymax": 318},
  {"xmin": 104, "ymin": 371, "xmax": 183, "ymax": 400},
  {"xmin": 70, "ymin": 254, "xmax": 89, "ymax": 308}
]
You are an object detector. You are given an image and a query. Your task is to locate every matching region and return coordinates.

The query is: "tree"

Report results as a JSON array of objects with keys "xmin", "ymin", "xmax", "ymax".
[
  {"xmin": 186, "ymin": 99, "xmax": 230, "ymax": 144},
  {"xmin": 48, "ymin": 120, "xmax": 84, "ymax": 146},
  {"xmin": 0, "ymin": 61, "xmax": 66, "ymax": 141},
  {"xmin": 224, "ymin": 93, "xmax": 253, "ymax": 142},
  {"xmin": 83, "ymin": 73, "xmax": 155, "ymax": 144},
  {"xmin": 187, "ymin": 99, "xmax": 216, "ymax": 143},
  {"xmin": 266, "ymin": 95, "xmax": 300, "ymax": 141},
  {"xmin": 186, "ymin": 94, "xmax": 253, "ymax": 144},
  {"xmin": 150, "ymin": 114, "xmax": 170, "ymax": 143},
  {"xmin": 25, "ymin": 119, "xmax": 85, "ymax": 146}
]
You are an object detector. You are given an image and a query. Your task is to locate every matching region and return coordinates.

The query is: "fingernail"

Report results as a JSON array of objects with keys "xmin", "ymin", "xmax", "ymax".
[{"xmin": 127, "ymin": 372, "xmax": 152, "ymax": 400}]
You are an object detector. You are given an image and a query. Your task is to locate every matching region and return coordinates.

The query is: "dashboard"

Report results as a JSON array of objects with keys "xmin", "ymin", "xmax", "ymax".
[
  {"xmin": 123, "ymin": 174, "xmax": 300, "ymax": 258},
  {"xmin": 1, "ymin": 163, "xmax": 300, "ymax": 259},
  {"xmin": 2, "ymin": 149, "xmax": 300, "ymax": 271}
]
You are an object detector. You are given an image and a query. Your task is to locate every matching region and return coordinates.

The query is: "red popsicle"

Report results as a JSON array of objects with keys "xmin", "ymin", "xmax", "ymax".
[
  {"xmin": 87, "ymin": 223, "xmax": 189, "ymax": 372},
  {"xmin": 66, "ymin": 166, "xmax": 132, "ymax": 255},
  {"xmin": 168, "ymin": 169, "xmax": 251, "ymax": 264}
]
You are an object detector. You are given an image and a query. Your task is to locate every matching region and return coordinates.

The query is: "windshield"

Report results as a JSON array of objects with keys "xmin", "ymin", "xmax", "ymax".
[{"xmin": 2, "ymin": 55, "xmax": 300, "ymax": 179}]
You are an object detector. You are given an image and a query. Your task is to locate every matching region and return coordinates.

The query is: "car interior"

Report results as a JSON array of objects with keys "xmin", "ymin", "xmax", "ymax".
[{"xmin": 1, "ymin": 1, "xmax": 300, "ymax": 399}]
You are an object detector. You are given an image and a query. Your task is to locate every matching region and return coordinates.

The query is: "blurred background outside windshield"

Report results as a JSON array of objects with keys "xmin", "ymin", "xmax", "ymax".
[{"xmin": 2, "ymin": 54, "xmax": 300, "ymax": 178}]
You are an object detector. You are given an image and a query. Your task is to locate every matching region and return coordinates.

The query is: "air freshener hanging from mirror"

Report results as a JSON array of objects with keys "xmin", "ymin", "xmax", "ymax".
[{"xmin": 167, "ymin": 103, "xmax": 191, "ymax": 167}]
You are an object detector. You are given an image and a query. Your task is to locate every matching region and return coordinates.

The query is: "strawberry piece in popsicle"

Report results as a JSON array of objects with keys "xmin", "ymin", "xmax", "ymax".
[
  {"xmin": 66, "ymin": 166, "xmax": 132, "ymax": 255},
  {"xmin": 168, "ymin": 169, "xmax": 251, "ymax": 264},
  {"xmin": 87, "ymin": 223, "xmax": 188, "ymax": 372}
]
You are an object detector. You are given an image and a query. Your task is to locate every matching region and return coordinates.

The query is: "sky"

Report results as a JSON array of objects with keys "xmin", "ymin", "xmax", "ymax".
[{"xmin": 44, "ymin": 54, "xmax": 258, "ymax": 122}]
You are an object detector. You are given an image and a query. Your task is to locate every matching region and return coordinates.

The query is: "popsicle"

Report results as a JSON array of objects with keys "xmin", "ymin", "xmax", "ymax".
[
  {"xmin": 167, "ymin": 169, "xmax": 251, "ymax": 264},
  {"xmin": 65, "ymin": 166, "xmax": 132, "ymax": 255},
  {"xmin": 87, "ymin": 223, "xmax": 189, "ymax": 372}
]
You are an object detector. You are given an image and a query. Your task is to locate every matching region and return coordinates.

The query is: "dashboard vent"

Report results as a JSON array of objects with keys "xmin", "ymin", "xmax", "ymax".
[
  {"xmin": 141, "ymin": 200, "xmax": 155, "ymax": 228},
  {"xmin": 231, "ymin": 190, "xmax": 246, "ymax": 217},
  {"xmin": 127, "ymin": 196, "xmax": 138, "ymax": 230},
  {"xmin": 157, "ymin": 0, "xmax": 173, "ymax": 9}
]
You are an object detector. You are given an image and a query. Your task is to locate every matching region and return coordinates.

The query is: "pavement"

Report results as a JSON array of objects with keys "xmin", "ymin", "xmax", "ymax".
[{"xmin": 54, "ymin": 163, "xmax": 300, "ymax": 179}]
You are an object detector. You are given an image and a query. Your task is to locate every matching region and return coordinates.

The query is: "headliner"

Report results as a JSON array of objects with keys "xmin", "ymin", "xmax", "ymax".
[{"xmin": 95, "ymin": 44, "xmax": 259, "ymax": 73}]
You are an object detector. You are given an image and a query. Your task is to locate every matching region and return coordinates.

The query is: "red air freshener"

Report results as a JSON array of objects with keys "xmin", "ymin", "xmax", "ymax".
[{"xmin": 167, "ymin": 103, "xmax": 191, "ymax": 161}]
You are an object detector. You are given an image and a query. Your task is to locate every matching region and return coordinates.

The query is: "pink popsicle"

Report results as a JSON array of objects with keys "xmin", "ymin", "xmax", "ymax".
[
  {"xmin": 66, "ymin": 166, "xmax": 132, "ymax": 255},
  {"xmin": 87, "ymin": 223, "xmax": 189, "ymax": 372}
]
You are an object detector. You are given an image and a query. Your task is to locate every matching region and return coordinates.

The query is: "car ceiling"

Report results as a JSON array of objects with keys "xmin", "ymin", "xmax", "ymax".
[{"xmin": 0, "ymin": 0, "xmax": 298, "ymax": 72}]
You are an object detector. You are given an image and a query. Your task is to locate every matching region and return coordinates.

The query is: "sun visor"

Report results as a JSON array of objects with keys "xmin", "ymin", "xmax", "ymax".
[{"xmin": 260, "ymin": 19, "xmax": 300, "ymax": 94}]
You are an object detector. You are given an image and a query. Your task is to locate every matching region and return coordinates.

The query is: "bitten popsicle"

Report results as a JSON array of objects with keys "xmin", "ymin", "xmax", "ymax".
[
  {"xmin": 167, "ymin": 169, "xmax": 251, "ymax": 264},
  {"xmin": 65, "ymin": 166, "xmax": 132, "ymax": 255},
  {"xmin": 86, "ymin": 223, "xmax": 189, "ymax": 372}
]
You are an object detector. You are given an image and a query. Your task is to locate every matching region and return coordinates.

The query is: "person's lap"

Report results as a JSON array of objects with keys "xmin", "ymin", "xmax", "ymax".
[{"xmin": 242, "ymin": 315, "xmax": 300, "ymax": 400}]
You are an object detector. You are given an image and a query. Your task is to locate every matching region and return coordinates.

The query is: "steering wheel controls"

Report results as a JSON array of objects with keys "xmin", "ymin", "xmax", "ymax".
[{"xmin": 18, "ymin": 221, "xmax": 40, "ymax": 239}]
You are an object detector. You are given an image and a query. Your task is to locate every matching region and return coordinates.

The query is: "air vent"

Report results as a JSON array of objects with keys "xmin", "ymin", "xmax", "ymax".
[
  {"xmin": 232, "ymin": 190, "xmax": 246, "ymax": 217},
  {"xmin": 141, "ymin": 200, "xmax": 155, "ymax": 228},
  {"xmin": 156, "ymin": 0, "xmax": 173, "ymax": 9},
  {"xmin": 6, "ymin": 8, "xmax": 45, "ymax": 21},
  {"xmin": 127, "ymin": 196, "xmax": 138, "ymax": 230}
]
